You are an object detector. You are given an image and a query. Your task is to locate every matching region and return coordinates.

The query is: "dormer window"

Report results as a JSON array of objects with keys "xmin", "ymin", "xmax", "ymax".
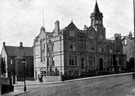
[
  {"xmin": 69, "ymin": 31, "xmax": 75, "ymax": 37},
  {"xmin": 124, "ymin": 40, "xmax": 127, "ymax": 46}
]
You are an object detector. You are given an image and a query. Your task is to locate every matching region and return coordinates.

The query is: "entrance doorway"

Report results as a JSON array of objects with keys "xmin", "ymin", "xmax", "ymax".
[{"xmin": 99, "ymin": 58, "xmax": 103, "ymax": 71}]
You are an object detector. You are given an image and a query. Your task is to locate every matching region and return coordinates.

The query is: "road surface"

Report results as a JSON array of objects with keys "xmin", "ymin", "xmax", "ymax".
[{"xmin": 15, "ymin": 74, "xmax": 135, "ymax": 96}]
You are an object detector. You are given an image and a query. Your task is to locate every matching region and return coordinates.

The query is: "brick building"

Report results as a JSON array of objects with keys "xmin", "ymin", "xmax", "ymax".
[
  {"xmin": 1, "ymin": 42, "xmax": 34, "ymax": 80},
  {"xmin": 33, "ymin": 2, "xmax": 126, "ymax": 80}
]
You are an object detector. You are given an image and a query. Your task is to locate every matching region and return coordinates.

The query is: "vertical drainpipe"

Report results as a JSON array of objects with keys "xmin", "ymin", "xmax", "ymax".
[
  {"xmin": 46, "ymin": 34, "xmax": 48, "ymax": 76},
  {"xmin": 60, "ymin": 37, "xmax": 62, "ymax": 76}
]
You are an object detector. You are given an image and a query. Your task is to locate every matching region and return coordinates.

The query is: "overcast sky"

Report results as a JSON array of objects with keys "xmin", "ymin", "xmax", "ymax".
[{"xmin": 0, "ymin": 0, "xmax": 134, "ymax": 49}]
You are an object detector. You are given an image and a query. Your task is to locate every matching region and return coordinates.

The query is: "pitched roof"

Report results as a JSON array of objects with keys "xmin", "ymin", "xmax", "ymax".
[
  {"xmin": 65, "ymin": 20, "xmax": 78, "ymax": 30},
  {"xmin": 5, "ymin": 46, "xmax": 33, "ymax": 57},
  {"xmin": 91, "ymin": 1, "xmax": 103, "ymax": 18}
]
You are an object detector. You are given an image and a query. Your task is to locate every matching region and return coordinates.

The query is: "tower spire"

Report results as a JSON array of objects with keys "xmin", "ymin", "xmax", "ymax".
[
  {"xmin": 43, "ymin": 9, "xmax": 45, "ymax": 27},
  {"xmin": 93, "ymin": 0, "xmax": 100, "ymax": 13}
]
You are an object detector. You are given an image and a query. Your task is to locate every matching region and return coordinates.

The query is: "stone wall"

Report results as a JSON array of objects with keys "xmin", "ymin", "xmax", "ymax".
[{"xmin": 43, "ymin": 76, "xmax": 61, "ymax": 82}]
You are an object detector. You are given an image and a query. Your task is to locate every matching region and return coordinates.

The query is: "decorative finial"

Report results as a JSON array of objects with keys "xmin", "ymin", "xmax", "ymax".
[{"xmin": 71, "ymin": 20, "xmax": 73, "ymax": 23}]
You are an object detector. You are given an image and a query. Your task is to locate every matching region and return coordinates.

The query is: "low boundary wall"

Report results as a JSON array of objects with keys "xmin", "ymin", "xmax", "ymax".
[
  {"xmin": 63, "ymin": 72, "xmax": 133, "ymax": 83},
  {"xmin": 43, "ymin": 76, "xmax": 61, "ymax": 82},
  {"xmin": 0, "ymin": 78, "xmax": 14, "ymax": 94}
]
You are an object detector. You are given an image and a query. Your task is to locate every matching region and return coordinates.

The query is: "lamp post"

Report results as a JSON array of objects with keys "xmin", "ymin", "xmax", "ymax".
[
  {"xmin": 133, "ymin": 0, "xmax": 135, "ymax": 78},
  {"xmin": 22, "ymin": 58, "xmax": 27, "ymax": 92}
]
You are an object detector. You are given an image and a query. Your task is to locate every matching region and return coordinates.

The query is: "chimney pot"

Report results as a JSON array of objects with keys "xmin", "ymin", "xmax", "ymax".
[
  {"xmin": 55, "ymin": 20, "xmax": 60, "ymax": 32},
  {"xmin": 3, "ymin": 42, "xmax": 5, "ymax": 46}
]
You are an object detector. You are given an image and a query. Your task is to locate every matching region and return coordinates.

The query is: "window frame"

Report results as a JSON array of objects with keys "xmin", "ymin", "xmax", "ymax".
[{"xmin": 69, "ymin": 31, "xmax": 75, "ymax": 37}]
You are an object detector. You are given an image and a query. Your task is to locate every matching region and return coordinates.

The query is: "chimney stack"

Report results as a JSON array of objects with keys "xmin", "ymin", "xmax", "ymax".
[
  {"xmin": 3, "ymin": 42, "xmax": 5, "ymax": 46},
  {"xmin": 20, "ymin": 42, "xmax": 23, "ymax": 47},
  {"xmin": 55, "ymin": 20, "xmax": 60, "ymax": 32}
]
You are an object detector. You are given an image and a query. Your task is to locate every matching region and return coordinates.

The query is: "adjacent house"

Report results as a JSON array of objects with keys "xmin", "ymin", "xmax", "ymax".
[
  {"xmin": 1, "ymin": 42, "xmax": 34, "ymax": 81},
  {"xmin": 122, "ymin": 32, "xmax": 135, "ymax": 71}
]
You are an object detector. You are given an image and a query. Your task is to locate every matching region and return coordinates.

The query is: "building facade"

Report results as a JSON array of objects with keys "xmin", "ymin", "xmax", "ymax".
[
  {"xmin": 33, "ymin": 2, "xmax": 126, "ymax": 80},
  {"xmin": 1, "ymin": 42, "xmax": 34, "ymax": 80},
  {"xmin": 122, "ymin": 32, "xmax": 135, "ymax": 71}
]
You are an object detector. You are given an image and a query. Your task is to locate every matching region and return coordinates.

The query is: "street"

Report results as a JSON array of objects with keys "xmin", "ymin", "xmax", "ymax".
[{"xmin": 12, "ymin": 74, "xmax": 135, "ymax": 96}]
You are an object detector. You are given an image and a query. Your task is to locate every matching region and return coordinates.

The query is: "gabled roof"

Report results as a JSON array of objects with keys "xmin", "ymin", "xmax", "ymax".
[
  {"xmin": 4, "ymin": 46, "xmax": 33, "ymax": 57},
  {"xmin": 65, "ymin": 20, "xmax": 78, "ymax": 30}
]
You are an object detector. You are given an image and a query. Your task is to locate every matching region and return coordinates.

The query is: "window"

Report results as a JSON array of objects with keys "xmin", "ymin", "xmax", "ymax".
[
  {"xmin": 99, "ymin": 35, "xmax": 103, "ymax": 40},
  {"xmin": 89, "ymin": 34, "xmax": 94, "ymax": 39},
  {"xmin": 88, "ymin": 57, "xmax": 95, "ymax": 66},
  {"xmin": 89, "ymin": 45, "xmax": 95, "ymax": 52},
  {"xmin": 48, "ymin": 40, "xmax": 54, "ymax": 52},
  {"xmin": 124, "ymin": 40, "xmax": 127, "ymax": 46},
  {"xmin": 99, "ymin": 20, "xmax": 102, "ymax": 24},
  {"xmin": 81, "ymin": 58, "xmax": 84, "ymax": 69},
  {"xmin": 116, "ymin": 46, "xmax": 120, "ymax": 54},
  {"xmin": 11, "ymin": 59, "xmax": 13, "ymax": 64},
  {"xmin": 40, "ymin": 40, "xmax": 45, "ymax": 62},
  {"xmin": 69, "ymin": 31, "xmax": 75, "ymax": 37},
  {"xmin": 119, "ymin": 58, "xmax": 123, "ymax": 65},
  {"xmin": 109, "ymin": 58, "xmax": 113, "ymax": 66},
  {"xmin": 69, "ymin": 56, "xmax": 77, "ymax": 66},
  {"xmin": 99, "ymin": 47, "xmax": 104, "ymax": 53},
  {"xmin": 69, "ymin": 43, "xmax": 75, "ymax": 51},
  {"xmin": 101, "ymin": 48, "xmax": 104, "ymax": 52},
  {"xmin": 52, "ymin": 58, "xmax": 55, "ymax": 66}
]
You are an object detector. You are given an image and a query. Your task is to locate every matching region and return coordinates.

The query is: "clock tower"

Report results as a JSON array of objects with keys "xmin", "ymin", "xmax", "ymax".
[
  {"xmin": 90, "ymin": 1, "xmax": 103, "ymax": 27},
  {"xmin": 89, "ymin": 1, "xmax": 106, "ymax": 40}
]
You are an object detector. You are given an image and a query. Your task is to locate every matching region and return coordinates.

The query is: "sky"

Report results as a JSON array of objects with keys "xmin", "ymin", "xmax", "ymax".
[{"xmin": 0, "ymin": 0, "xmax": 134, "ymax": 50}]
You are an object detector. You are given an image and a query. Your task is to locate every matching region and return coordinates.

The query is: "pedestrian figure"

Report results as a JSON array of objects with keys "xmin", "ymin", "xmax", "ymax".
[{"xmin": 38, "ymin": 74, "xmax": 43, "ymax": 82}]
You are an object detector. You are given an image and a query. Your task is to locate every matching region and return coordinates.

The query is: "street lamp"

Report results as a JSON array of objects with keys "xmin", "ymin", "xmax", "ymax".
[
  {"xmin": 22, "ymin": 58, "xmax": 27, "ymax": 92},
  {"xmin": 133, "ymin": 0, "xmax": 135, "ymax": 79}
]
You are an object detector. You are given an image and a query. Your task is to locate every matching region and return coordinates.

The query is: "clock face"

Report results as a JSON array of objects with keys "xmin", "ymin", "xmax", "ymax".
[{"xmin": 95, "ymin": 20, "xmax": 99, "ymax": 24}]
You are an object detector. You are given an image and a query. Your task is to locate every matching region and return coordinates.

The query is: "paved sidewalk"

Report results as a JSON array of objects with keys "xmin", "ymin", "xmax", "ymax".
[
  {"xmin": 14, "ymin": 80, "xmax": 43, "ymax": 86},
  {"xmin": 14, "ymin": 80, "xmax": 62, "ymax": 87},
  {"xmin": 2, "ymin": 80, "xmax": 61, "ymax": 96},
  {"xmin": 2, "ymin": 89, "xmax": 29, "ymax": 96}
]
